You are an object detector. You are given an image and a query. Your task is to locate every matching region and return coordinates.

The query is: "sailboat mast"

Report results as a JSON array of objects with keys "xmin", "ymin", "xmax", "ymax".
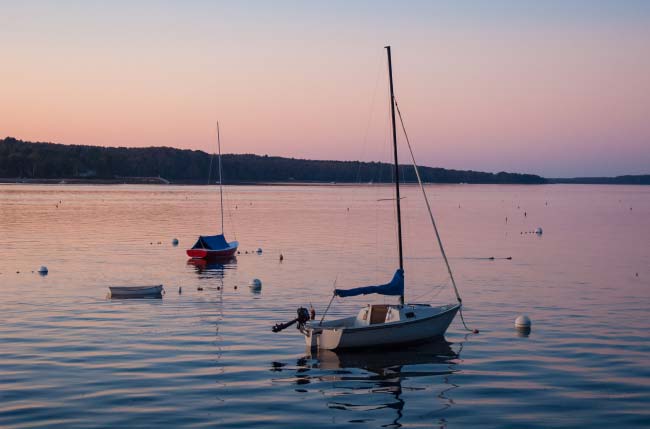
[
  {"xmin": 217, "ymin": 122, "xmax": 224, "ymax": 235},
  {"xmin": 385, "ymin": 45, "xmax": 404, "ymax": 306}
]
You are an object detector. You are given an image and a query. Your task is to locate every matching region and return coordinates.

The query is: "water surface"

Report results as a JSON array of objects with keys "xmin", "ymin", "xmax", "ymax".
[{"xmin": 1, "ymin": 184, "xmax": 648, "ymax": 428}]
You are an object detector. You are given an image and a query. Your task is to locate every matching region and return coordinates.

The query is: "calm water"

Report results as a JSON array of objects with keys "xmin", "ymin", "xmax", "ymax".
[{"xmin": 0, "ymin": 184, "xmax": 648, "ymax": 428}]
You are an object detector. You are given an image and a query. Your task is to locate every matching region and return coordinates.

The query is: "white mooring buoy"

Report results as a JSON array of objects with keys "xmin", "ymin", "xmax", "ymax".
[
  {"xmin": 172, "ymin": 238, "xmax": 179, "ymax": 246},
  {"xmin": 38, "ymin": 266, "xmax": 48, "ymax": 275},
  {"xmin": 249, "ymin": 278, "xmax": 262, "ymax": 291},
  {"xmin": 515, "ymin": 314, "xmax": 532, "ymax": 329},
  {"xmin": 256, "ymin": 248, "xmax": 263, "ymax": 254},
  {"xmin": 535, "ymin": 227, "xmax": 543, "ymax": 235}
]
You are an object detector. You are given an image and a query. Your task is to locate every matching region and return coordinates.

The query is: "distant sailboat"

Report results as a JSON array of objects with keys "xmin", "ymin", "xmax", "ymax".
[
  {"xmin": 273, "ymin": 46, "xmax": 464, "ymax": 350},
  {"xmin": 187, "ymin": 123, "xmax": 239, "ymax": 260}
]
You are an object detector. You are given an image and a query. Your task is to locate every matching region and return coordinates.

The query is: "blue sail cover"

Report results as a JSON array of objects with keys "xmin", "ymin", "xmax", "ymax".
[
  {"xmin": 335, "ymin": 269, "xmax": 404, "ymax": 298},
  {"xmin": 191, "ymin": 234, "xmax": 229, "ymax": 250}
]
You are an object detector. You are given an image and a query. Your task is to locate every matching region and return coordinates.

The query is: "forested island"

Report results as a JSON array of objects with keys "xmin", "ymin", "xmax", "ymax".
[
  {"xmin": 1, "ymin": 137, "xmax": 647, "ymax": 185},
  {"xmin": 0, "ymin": 137, "xmax": 547, "ymax": 184}
]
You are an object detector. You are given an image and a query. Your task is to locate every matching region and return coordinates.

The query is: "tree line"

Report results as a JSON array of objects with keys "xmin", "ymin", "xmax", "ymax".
[
  {"xmin": 549, "ymin": 176, "xmax": 650, "ymax": 185},
  {"xmin": 1, "ymin": 137, "xmax": 547, "ymax": 184}
]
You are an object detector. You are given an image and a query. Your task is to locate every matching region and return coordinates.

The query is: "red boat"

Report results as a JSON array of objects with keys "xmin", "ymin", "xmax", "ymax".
[
  {"xmin": 187, "ymin": 234, "xmax": 238, "ymax": 260},
  {"xmin": 187, "ymin": 122, "xmax": 239, "ymax": 261}
]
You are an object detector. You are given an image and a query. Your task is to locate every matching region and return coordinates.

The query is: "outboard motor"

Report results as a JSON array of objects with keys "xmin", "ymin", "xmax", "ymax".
[{"xmin": 272, "ymin": 307, "xmax": 311, "ymax": 333}]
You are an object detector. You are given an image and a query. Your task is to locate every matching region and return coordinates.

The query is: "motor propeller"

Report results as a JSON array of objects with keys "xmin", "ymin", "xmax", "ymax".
[{"xmin": 272, "ymin": 307, "xmax": 311, "ymax": 333}]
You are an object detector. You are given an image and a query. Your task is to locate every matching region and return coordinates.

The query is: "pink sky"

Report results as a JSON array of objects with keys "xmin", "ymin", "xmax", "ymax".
[{"xmin": 1, "ymin": 1, "xmax": 649, "ymax": 177}]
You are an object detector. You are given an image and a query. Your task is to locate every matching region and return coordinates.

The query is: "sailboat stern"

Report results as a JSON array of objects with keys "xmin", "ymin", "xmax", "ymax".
[
  {"xmin": 302, "ymin": 316, "xmax": 356, "ymax": 350},
  {"xmin": 303, "ymin": 326, "xmax": 347, "ymax": 350}
]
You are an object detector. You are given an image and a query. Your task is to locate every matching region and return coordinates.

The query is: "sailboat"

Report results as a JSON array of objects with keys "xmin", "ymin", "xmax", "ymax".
[
  {"xmin": 187, "ymin": 123, "xmax": 239, "ymax": 260},
  {"xmin": 273, "ymin": 46, "xmax": 466, "ymax": 350}
]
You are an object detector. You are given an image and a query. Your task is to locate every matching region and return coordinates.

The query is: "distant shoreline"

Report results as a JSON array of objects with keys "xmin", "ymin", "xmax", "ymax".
[
  {"xmin": 2, "ymin": 178, "xmax": 649, "ymax": 186},
  {"xmin": 2, "ymin": 137, "xmax": 648, "ymax": 185},
  {"xmin": 0, "ymin": 137, "xmax": 546, "ymax": 185}
]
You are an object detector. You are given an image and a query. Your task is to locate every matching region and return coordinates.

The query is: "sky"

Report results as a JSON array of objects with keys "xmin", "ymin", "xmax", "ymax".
[{"xmin": 1, "ymin": 0, "xmax": 649, "ymax": 177}]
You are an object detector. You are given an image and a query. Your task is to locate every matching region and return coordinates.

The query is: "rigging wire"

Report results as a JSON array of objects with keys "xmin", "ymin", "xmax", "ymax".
[
  {"xmin": 322, "ymin": 54, "xmax": 412, "ymax": 321},
  {"xmin": 319, "ymin": 276, "xmax": 338, "ymax": 325},
  {"xmin": 224, "ymin": 185, "xmax": 237, "ymax": 241},
  {"xmin": 217, "ymin": 123, "xmax": 224, "ymax": 235},
  {"xmin": 409, "ymin": 282, "xmax": 446, "ymax": 302},
  {"xmin": 207, "ymin": 133, "xmax": 237, "ymax": 240},
  {"xmin": 322, "ymin": 53, "xmax": 386, "ymax": 321},
  {"xmin": 393, "ymin": 97, "xmax": 478, "ymax": 334},
  {"xmin": 218, "ymin": 127, "xmax": 237, "ymax": 241},
  {"xmin": 207, "ymin": 144, "xmax": 215, "ymax": 186},
  {"xmin": 354, "ymin": 51, "xmax": 385, "ymax": 183}
]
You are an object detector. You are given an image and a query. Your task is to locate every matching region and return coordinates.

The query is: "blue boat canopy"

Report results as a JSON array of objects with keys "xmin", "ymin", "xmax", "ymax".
[
  {"xmin": 334, "ymin": 269, "xmax": 404, "ymax": 298},
  {"xmin": 191, "ymin": 234, "xmax": 229, "ymax": 250}
]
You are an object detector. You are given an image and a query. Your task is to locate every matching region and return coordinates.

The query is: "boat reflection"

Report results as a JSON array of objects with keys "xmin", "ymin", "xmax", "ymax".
[
  {"xmin": 312, "ymin": 339, "xmax": 458, "ymax": 371},
  {"xmin": 272, "ymin": 339, "xmax": 462, "ymax": 427},
  {"xmin": 186, "ymin": 257, "xmax": 237, "ymax": 278}
]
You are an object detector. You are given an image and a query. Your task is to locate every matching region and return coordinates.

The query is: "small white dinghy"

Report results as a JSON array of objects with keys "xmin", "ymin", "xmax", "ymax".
[{"xmin": 109, "ymin": 285, "xmax": 164, "ymax": 298}]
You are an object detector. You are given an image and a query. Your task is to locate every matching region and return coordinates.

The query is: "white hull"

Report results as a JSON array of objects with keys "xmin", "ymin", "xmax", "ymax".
[
  {"xmin": 304, "ymin": 303, "xmax": 460, "ymax": 350},
  {"xmin": 109, "ymin": 285, "xmax": 164, "ymax": 298}
]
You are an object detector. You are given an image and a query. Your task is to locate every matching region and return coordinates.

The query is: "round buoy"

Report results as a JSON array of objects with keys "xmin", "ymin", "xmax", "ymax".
[
  {"xmin": 256, "ymin": 248, "xmax": 263, "ymax": 254},
  {"xmin": 535, "ymin": 227, "xmax": 543, "ymax": 235},
  {"xmin": 234, "ymin": 285, "xmax": 238, "ymax": 290},
  {"xmin": 249, "ymin": 278, "xmax": 262, "ymax": 291},
  {"xmin": 38, "ymin": 266, "xmax": 48, "ymax": 276},
  {"xmin": 515, "ymin": 315, "xmax": 531, "ymax": 329},
  {"xmin": 172, "ymin": 238, "xmax": 179, "ymax": 246}
]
